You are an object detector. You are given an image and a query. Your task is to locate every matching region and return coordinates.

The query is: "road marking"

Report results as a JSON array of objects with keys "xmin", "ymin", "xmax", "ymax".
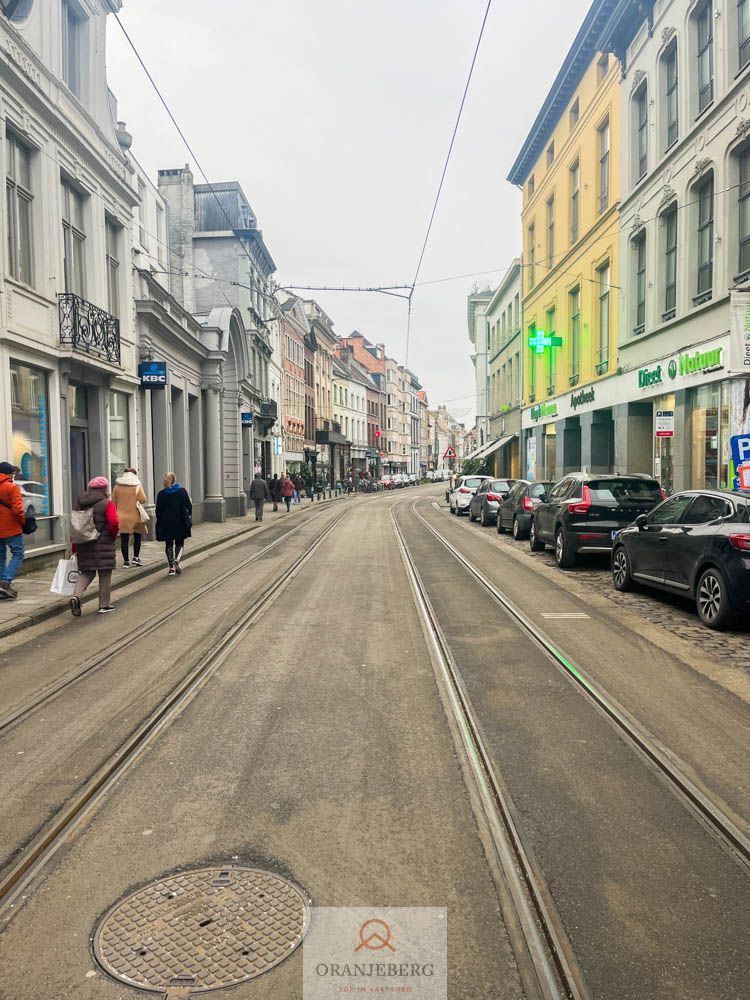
[{"xmin": 541, "ymin": 613, "xmax": 590, "ymax": 620}]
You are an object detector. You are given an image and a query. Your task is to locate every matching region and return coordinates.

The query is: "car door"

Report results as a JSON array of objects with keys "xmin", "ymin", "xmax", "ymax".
[
  {"xmin": 629, "ymin": 493, "xmax": 695, "ymax": 584},
  {"xmin": 538, "ymin": 478, "xmax": 571, "ymax": 541},
  {"xmin": 473, "ymin": 481, "xmax": 489, "ymax": 518},
  {"xmin": 667, "ymin": 494, "xmax": 733, "ymax": 589},
  {"xmin": 503, "ymin": 482, "xmax": 524, "ymax": 528}
]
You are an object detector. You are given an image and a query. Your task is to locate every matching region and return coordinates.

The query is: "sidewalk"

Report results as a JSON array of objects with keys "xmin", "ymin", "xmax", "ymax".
[{"xmin": 0, "ymin": 495, "xmax": 346, "ymax": 640}]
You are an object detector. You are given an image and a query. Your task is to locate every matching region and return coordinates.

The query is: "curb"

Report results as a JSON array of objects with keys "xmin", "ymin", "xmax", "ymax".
[{"xmin": 0, "ymin": 494, "xmax": 348, "ymax": 640}]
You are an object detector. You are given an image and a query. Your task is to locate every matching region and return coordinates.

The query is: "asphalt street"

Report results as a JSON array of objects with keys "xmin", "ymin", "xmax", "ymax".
[{"xmin": 0, "ymin": 485, "xmax": 748, "ymax": 999}]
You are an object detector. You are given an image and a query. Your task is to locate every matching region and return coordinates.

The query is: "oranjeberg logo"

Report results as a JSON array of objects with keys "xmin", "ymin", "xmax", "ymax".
[{"xmin": 314, "ymin": 918, "xmax": 435, "ymax": 979}]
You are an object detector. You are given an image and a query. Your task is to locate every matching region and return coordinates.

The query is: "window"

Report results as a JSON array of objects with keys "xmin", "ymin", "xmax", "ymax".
[
  {"xmin": 528, "ymin": 175, "xmax": 535, "ymax": 197},
  {"xmin": 569, "ymin": 287, "xmax": 580, "ymax": 382},
  {"xmin": 598, "ymin": 118, "xmax": 610, "ymax": 213},
  {"xmin": 61, "ymin": 0, "xmax": 82, "ymax": 98},
  {"xmin": 547, "ymin": 142, "xmax": 555, "ymax": 167},
  {"xmin": 61, "ymin": 178, "xmax": 86, "ymax": 298},
  {"xmin": 528, "ymin": 223, "xmax": 535, "ymax": 289},
  {"xmin": 597, "ymin": 53, "xmax": 609, "ymax": 83},
  {"xmin": 696, "ymin": 1, "xmax": 714, "ymax": 114},
  {"xmin": 570, "ymin": 161, "xmax": 580, "ymax": 244},
  {"xmin": 683, "ymin": 494, "xmax": 732, "ymax": 524},
  {"xmin": 5, "ymin": 130, "xmax": 33, "ymax": 285},
  {"xmin": 569, "ymin": 99, "xmax": 580, "ymax": 129},
  {"xmin": 696, "ymin": 173, "xmax": 714, "ymax": 301},
  {"xmin": 105, "ymin": 218, "xmax": 120, "ymax": 317},
  {"xmin": 635, "ymin": 85, "xmax": 648, "ymax": 180},
  {"xmin": 664, "ymin": 205, "xmax": 678, "ymax": 318},
  {"xmin": 156, "ymin": 203, "xmax": 165, "ymax": 265},
  {"xmin": 665, "ymin": 44, "xmax": 679, "ymax": 149},
  {"xmin": 741, "ymin": 0, "xmax": 750, "ymax": 72},
  {"xmin": 597, "ymin": 262, "xmax": 610, "ymax": 370},
  {"xmin": 648, "ymin": 494, "xmax": 694, "ymax": 525},
  {"xmin": 108, "ymin": 391, "xmax": 130, "ymax": 486},
  {"xmin": 546, "ymin": 196, "xmax": 555, "ymax": 268},
  {"xmin": 740, "ymin": 148, "xmax": 750, "ymax": 276},
  {"xmin": 137, "ymin": 178, "xmax": 147, "ymax": 250},
  {"xmin": 634, "ymin": 232, "xmax": 646, "ymax": 332},
  {"xmin": 10, "ymin": 359, "xmax": 53, "ymax": 545},
  {"xmin": 546, "ymin": 307, "xmax": 556, "ymax": 393},
  {"xmin": 528, "ymin": 323, "xmax": 536, "ymax": 399}
]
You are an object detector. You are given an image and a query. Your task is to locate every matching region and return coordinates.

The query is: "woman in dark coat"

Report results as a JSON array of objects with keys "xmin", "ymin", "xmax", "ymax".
[
  {"xmin": 155, "ymin": 472, "xmax": 192, "ymax": 576},
  {"xmin": 70, "ymin": 476, "xmax": 119, "ymax": 617}
]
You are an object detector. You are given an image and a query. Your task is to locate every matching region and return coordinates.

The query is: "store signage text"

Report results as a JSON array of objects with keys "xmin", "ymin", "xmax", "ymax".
[
  {"xmin": 138, "ymin": 361, "xmax": 167, "ymax": 388},
  {"xmin": 638, "ymin": 364, "xmax": 663, "ymax": 388},
  {"xmin": 530, "ymin": 401, "xmax": 558, "ymax": 422},
  {"xmin": 571, "ymin": 387, "xmax": 595, "ymax": 410},
  {"xmin": 241, "ymin": 412, "xmax": 254, "ymax": 427},
  {"xmin": 638, "ymin": 346, "xmax": 724, "ymax": 390}
]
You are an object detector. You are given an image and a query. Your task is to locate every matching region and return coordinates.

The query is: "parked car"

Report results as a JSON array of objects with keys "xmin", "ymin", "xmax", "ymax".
[
  {"xmin": 497, "ymin": 480, "xmax": 556, "ymax": 539},
  {"xmin": 426, "ymin": 471, "xmax": 436, "ymax": 481},
  {"xmin": 612, "ymin": 489, "xmax": 750, "ymax": 629},
  {"xmin": 468, "ymin": 479, "xmax": 517, "ymax": 526},
  {"xmin": 16, "ymin": 479, "xmax": 47, "ymax": 518},
  {"xmin": 379, "ymin": 476, "xmax": 395, "ymax": 490},
  {"xmin": 449, "ymin": 475, "xmax": 493, "ymax": 515},
  {"xmin": 408, "ymin": 473, "xmax": 419, "ymax": 485},
  {"xmin": 529, "ymin": 473, "xmax": 664, "ymax": 568},
  {"xmin": 393, "ymin": 474, "xmax": 408, "ymax": 488}
]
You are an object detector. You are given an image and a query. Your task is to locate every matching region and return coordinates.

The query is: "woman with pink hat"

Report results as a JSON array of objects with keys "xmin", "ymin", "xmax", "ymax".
[{"xmin": 69, "ymin": 476, "xmax": 119, "ymax": 617}]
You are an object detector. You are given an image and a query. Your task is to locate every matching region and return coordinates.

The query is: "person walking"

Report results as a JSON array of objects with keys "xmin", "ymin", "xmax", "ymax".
[
  {"xmin": 249, "ymin": 472, "xmax": 270, "ymax": 522},
  {"xmin": 0, "ymin": 462, "xmax": 25, "ymax": 600},
  {"xmin": 292, "ymin": 473, "xmax": 304, "ymax": 504},
  {"xmin": 269, "ymin": 473, "xmax": 282, "ymax": 512},
  {"xmin": 112, "ymin": 467, "xmax": 148, "ymax": 567},
  {"xmin": 69, "ymin": 476, "xmax": 118, "ymax": 616},
  {"xmin": 155, "ymin": 472, "xmax": 192, "ymax": 576},
  {"xmin": 281, "ymin": 474, "xmax": 294, "ymax": 513}
]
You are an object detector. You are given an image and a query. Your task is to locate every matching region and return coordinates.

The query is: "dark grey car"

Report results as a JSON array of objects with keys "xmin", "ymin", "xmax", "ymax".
[
  {"xmin": 497, "ymin": 480, "xmax": 556, "ymax": 539},
  {"xmin": 468, "ymin": 479, "xmax": 517, "ymax": 526}
]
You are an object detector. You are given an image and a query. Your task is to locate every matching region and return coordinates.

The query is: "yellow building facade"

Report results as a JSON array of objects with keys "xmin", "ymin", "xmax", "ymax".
[{"xmin": 510, "ymin": 26, "xmax": 623, "ymax": 480}]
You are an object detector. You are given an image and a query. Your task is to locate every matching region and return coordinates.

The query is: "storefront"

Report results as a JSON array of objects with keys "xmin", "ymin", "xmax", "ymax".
[{"xmin": 9, "ymin": 358, "xmax": 54, "ymax": 547}]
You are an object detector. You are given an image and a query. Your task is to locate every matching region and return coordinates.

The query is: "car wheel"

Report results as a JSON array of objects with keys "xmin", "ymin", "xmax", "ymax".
[
  {"xmin": 529, "ymin": 518, "xmax": 544, "ymax": 552},
  {"xmin": 612, "ymin": 546, "xmax": 633, "ymax": 591},
  {"xmin": 696, "ymin": 567, "xmax": 736, "ymax": 630},
  {"xmin": 512, "ymin": 516, "xmax": 525, "ymax": 541},
  {"xmin": 480, "ymin": 508, "xmax": 491, "ymax": 527},
  {"xmin": 555, "ymin": 527, "xmax": 576, "ymax": 569}
]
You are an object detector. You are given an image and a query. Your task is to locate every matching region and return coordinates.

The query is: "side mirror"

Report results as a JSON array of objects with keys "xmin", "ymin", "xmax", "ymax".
[{"xmin": 635, "ymin": 514, "xmax": 648, "ymax": 529}]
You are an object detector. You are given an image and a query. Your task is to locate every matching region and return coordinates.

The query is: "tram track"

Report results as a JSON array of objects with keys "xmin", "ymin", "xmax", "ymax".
[
  {"xmin": 0, "ymin": 505, "xmax": 350, "ymax": 925},
  {"xmin": 0, "ymin": 501, "xmax": 342, "ymax": 738},
  {"xmin": 392, "ymin": 494, "xmax": 750, "ymax": 1000}
]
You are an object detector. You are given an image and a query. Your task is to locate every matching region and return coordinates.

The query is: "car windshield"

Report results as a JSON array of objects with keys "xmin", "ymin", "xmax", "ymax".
[
  {"xmin": 462, "ymin": 477, "xmax": 484, "ymax": 489},
  {"xmin": 531, "ymin": 482, "xmax": 555, "ymax": 497},
  {"xmin": 587, "ymin": 478, "xmax": 662, "ymax": 503},
  {"xmin": 491, "ymin": 481, "xmax": 511, "ymax": 492}
]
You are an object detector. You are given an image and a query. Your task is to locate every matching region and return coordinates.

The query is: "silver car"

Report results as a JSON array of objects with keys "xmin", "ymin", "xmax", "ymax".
[
  {"xmin": 448, "ymin": 475, "xmax": 493, "ymax": 515},
  {"xmin": 468, "ymin": 478, "xmax": 518, "ymax": 526}
]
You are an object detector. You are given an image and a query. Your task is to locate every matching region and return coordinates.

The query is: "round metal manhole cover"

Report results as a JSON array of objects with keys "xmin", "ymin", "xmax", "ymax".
[{"xmin": 93, "ymin": 866, "xmax": 310, "ymax": 995}]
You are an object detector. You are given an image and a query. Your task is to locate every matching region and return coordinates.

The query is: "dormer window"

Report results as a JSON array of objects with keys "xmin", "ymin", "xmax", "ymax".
[
  {"xmin": 3, "ymin": 0, "xmax": 35, "ymax": 21},
  {"xmin": 62, "ymin": 0, "xmax": 84, "ymax": 98}
]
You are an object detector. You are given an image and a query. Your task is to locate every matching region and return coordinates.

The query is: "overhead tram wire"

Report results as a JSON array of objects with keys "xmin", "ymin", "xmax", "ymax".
[{"xmin": 405, "ymin": 0, "xmax": 494, "ymax": 367}]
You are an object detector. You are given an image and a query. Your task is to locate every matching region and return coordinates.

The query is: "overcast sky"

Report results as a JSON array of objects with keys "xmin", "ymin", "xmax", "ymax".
[{"xmin": 107, "ymin": 0, "xmax": 592, "ymax": 423}]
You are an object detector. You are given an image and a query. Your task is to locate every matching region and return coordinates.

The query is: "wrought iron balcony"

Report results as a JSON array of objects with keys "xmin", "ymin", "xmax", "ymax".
[
  {"xmin": 259, "ymin": 398, "xmax": 278, "ymax": 421},
  {"xmin": 58, "ymin": 293, "xmax": 121, "ymax": 364}
]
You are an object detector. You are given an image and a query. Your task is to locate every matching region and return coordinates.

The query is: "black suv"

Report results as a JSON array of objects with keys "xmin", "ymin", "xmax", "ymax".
[
  {"xmin": 612, "ymin": 489, "xmax": 750, "ymax": 629},
  {"xmin": 529, "ymin": 473, "xmax": 664, "ymax": 568}
]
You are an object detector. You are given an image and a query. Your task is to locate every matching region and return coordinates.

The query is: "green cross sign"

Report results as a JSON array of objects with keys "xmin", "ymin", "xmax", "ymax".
[{"xmin": 528, "ymin": 330, "xmax": 563, "ymax": 355}]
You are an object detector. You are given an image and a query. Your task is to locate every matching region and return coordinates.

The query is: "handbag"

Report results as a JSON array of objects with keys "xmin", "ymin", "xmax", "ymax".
[
  {"xmin": 136, "ymin": 500, "xmax": 150, "ymax": 524},
  {"xmin": 50, "ymin": 555, "xmax": 79, "ymax": 596},
  {"xmin": 0, "ymin": 497, "xmax": 36, "ymax": 534},
  {"xmin": 69, "ymin": 508, "xmax": 99, "ymax": 544}
]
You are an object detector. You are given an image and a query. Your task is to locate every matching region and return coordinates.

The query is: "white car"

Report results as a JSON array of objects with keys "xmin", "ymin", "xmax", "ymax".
[
  {"xmin": 16, "ymin": 479, "xmax": 47, "ymax": 517},
  {"xmin": 449, "ymin": 475, "xmax": 493, "ymax": 515}
]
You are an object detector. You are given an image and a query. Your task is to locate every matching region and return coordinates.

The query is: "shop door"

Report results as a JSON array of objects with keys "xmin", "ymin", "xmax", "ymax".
[
  {"xmin": 70, "ymin": 428, "xmax": 88, "ymax": 499},
  {"xmin": 653, "ymin": 394, "xmax": 676, "ymax": 494}
]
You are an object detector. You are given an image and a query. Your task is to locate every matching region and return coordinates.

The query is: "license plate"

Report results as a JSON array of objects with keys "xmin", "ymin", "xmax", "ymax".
[{"xmin": 611, "ymin": 530, "xmax": 619, "ymax": 540}]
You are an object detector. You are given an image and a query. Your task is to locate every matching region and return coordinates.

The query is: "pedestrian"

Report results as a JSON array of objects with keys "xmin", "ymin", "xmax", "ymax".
[
  {"xmin": 69, "ymin": 476, "xmax": 118, "ymax": 616},
  {"xmin": 281, "ymin": 474, "xmax": 294, "ymax": 512},
  {"xmin": 269, "ymin": 473, "xmax": 282, "ymax": 512},
  {"xmin": 293, "ymin": 473, "xmax": 304, "ymax": 504},
  {"xmin": 112, "ymin": 467, "xmax": 148, "ymax": 567},
  {"xmin": 248, "ymin": 471, "xmax": 270, "ymax": 522},
  {"xmin": 0, "ymin": 461, "xmax": 25, "ymax": 600},
  {"xmin": 155, "ymin": 472, "xmax": 192, "ymax": 577}
]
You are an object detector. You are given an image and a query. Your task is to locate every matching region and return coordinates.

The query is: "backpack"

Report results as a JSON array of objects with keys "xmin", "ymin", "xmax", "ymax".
[
  {"xmin": 69, "ymin": 508, "xmax": 99, "ymax": 544},
  {"xmin": 0, "ymin": 498, "xmax": 36, "ymax": 535}
]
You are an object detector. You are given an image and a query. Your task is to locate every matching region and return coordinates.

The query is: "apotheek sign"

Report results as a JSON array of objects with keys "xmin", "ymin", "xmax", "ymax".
[
  {"xmin": 571, "ymin": 387, "xmax": 595, "ymax": 410},
  {"xmin": 637, "ymin": 346, "xmax": 724, "ymax": 389}
]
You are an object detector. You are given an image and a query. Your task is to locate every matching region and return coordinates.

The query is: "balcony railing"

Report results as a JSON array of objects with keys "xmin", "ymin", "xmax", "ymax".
[
  {"xmin": 58, "ymin": 293, "xmax": 121, "ymax": 364},
  {"xmin": 259, "ymin": 398, "xmax": 278, "ymax": 421}
]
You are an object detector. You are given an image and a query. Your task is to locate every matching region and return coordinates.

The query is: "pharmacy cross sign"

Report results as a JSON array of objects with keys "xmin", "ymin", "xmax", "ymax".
[{"xmin": 528, "ymin": 330, "xmax": 563, "ymax": 355}]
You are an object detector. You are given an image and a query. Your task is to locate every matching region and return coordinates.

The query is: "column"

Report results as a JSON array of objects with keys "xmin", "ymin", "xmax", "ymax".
[{"xmin": 203, "ymin": 381, "xmax": 226, "ymax": 522}]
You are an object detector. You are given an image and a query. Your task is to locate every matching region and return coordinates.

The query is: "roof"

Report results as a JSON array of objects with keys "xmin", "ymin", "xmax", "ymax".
[{"xmin": 507, "ymin": 0, "xmax": 620, "ymax": 185}]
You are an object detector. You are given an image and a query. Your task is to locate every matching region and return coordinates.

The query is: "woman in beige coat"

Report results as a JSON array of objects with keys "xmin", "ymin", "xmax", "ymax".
[{"xmin": 112, "ymin": 467, "xmax": 148, "ymax": 567}]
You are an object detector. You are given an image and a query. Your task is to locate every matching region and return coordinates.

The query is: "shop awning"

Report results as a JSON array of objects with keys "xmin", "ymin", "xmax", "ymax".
[{"xmin": 474, "ymin": 433, "xmax": 517, "ymax": 462}]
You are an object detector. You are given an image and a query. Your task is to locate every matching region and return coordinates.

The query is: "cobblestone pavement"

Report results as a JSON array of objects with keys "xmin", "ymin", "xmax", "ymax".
[{"xmin": 438, "ymin": 501, "xmax": 750, "ymax": 673}]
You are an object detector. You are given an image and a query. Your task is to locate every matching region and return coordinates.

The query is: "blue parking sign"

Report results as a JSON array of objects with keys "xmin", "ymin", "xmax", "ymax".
[{"xmin": 730, "ymin": 435, "xmax": 750, "ymax": 489}]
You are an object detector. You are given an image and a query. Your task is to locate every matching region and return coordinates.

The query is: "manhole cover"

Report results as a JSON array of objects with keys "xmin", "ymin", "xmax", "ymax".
[{"xmin": 93, "ymin": 866, "xmax": 310, "ymax": 995}]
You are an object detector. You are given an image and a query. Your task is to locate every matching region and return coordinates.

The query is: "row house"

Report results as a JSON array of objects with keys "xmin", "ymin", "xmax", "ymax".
[
  {"xmin": 278, "ymin": 293, "xmax": 307, "ymax": 470},
  {"xmin": 338, "ymin": 331, "xmax": 387, "ymax": 477}
]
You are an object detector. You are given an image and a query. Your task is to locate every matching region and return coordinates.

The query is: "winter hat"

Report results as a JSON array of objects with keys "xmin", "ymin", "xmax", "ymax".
[
  {"xmin": 0, "ymin": 462, "xmax": 16, "ymax": 475},
  {"xmin": 88, "ymin": 476, "xmax": 110, "ymax": 491}
]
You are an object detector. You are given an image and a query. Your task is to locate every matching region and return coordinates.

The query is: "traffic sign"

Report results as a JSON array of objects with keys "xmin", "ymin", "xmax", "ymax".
[{"xmin": 443, "ymin": 446, "xmax": 456, "ymax": 459}]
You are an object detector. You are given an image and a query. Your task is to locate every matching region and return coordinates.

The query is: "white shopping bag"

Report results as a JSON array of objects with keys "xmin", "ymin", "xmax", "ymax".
[{"xmin": 51, "ymin": 555, "xmax": 79, "ymax": 596}]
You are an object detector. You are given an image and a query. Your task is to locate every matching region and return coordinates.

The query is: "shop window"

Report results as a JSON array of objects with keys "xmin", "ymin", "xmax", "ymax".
[
  {"xmin": 598, "ymin": 118, "xmax": 610, "ymax": 213},
  {"xmin": 663, "ymin": 205, "xmax": 678, "ymax": 320},
  {"xmin": 739, "ymin": 147, "xmax": 750, "ymax": 278},
  {"xmin": 569, "ymin": 287, "xmax": 580, "ymax": 384},
  {"xmin": 741, "ymin": 0, "xmax": 750, "ymax": 72},
  {"xmin": 10, "ymin": 359, "xmax": 53, "ymax": 544},
  {"xmin": 663, "ymin": 41, "xmax": 679, "ymax": 150},
  {"xmin": 597, "ymin": 262, "xmax": 610, "ymax": 372},
  {"xmin": 6, "ymin": 129, "xmax": 34, "ymax": 286},
  {"xmin": 633, "ymin": 231, "xmax": 646, "ymax": 334},
  {"xmin": 108, "ymin": 391, "xmax": 130, "ymax": 486},
  {"xmin": 544, "ymin": 426, "xmax": 557, "ymax": 480},
  {"xmin": 694, "ymin": 1, "xmax": 714, "ymax": 115},
  {"xmin": 546, "ymin": 195, "xmax": 555, "ymax": 268},
  {"xmin": 570, "ymin": 161, "xmax": 580, "ymax": 244},
  {"xmin": 634, "ymin": 83, "xmax": 648, "ymax": 181},
  {"xmin": 691, "ymin": 382, "xmax": 729, "ymax": 489},
  {"xmin": 61, "ymin": 177, "xmax": 86, "ymax": 298},
  {"xmin": 695, "ymin": 172, "xmax": 714, "ymax": 303}
]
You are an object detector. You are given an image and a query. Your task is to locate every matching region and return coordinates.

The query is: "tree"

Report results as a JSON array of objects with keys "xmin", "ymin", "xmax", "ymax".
[{"xmin": 462, "ymin": 458, "xmax": 490, "ymax": 476}]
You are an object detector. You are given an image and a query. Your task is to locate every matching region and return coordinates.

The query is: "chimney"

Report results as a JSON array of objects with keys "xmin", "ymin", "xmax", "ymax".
[{"xmin": 157, "ymin": 165, "xmax": 195, "ymax": 311}]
